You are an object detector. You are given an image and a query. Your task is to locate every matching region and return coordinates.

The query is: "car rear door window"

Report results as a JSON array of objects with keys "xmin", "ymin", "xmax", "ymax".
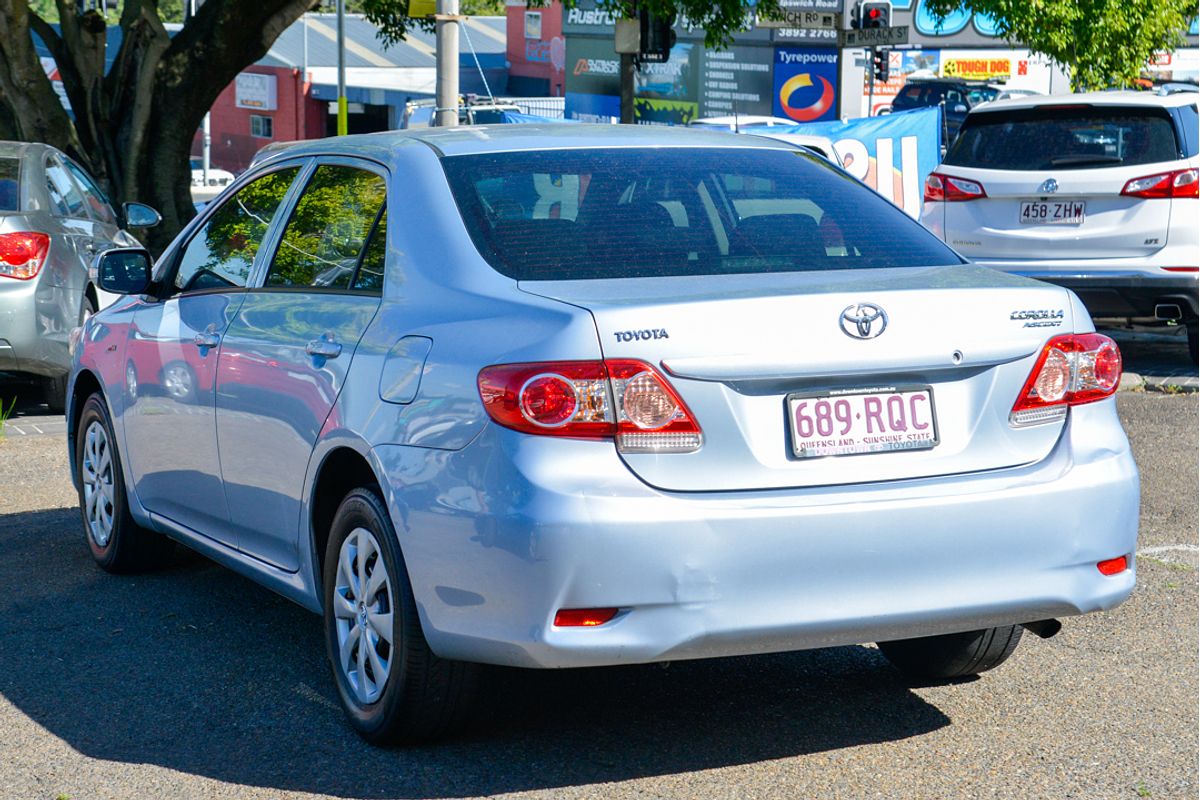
[
  {"xmin": 946, "ymin": 106, "xmax": 1182, "ymax": 170},
  {"xmin": 265, "ymin": 164, "xmax": 386, "ymax": 290},
  {"xmin": 353, "ymin": 208, "xmax": 387, "ymax": 293},
  {"xmin": 172, "ymin": 166, "xmax": 300, "ymax": 294},
  {"xmin": 442, "ymin": 147, "xmax": 962, "ymax": 280}
]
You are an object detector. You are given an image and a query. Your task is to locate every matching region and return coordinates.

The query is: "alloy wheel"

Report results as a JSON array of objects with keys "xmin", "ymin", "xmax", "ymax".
[
  {"xmin": 333, "ymin": 526, "xmax": 395, "ymax": 705},
  {"xmin": 81, "ymin": 420, "xmax": 115, "ymax": 548}
]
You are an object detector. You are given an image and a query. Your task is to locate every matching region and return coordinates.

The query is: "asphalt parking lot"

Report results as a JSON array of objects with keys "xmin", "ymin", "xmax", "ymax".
[{"xmin": 0, "ymin": 383, "xmax": 1195, "ymax": 799}]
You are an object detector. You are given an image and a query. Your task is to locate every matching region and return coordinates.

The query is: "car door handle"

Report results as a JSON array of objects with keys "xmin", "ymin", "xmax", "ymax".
[
  {"xmin": 306, "ymin": 339, "xmax": 342, "ymax": 359},
  {"xmin": 193, "ymin": 332, "xmax": 220, "ymax": 348}
]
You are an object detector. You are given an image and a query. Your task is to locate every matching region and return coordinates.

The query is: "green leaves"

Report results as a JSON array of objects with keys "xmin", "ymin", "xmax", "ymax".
[{"xmin": 924, "ymin": 0, "xmax": 1195, "ymax": 90}]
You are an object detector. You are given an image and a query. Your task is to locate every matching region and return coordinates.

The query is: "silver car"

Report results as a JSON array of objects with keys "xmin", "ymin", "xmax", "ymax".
[
  {"xmin": 70, "ymin": 125, "xmax": 1139, "ymax": 744},
  {"xmin": 0, "ymin": 141, "xmax": 159, "ymax": 410}
]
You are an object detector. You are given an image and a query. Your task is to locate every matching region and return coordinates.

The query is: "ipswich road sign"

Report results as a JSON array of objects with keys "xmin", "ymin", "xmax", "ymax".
[{"xmin": 757, "ymin": 9, "xmax": 840, "ymax": 29}]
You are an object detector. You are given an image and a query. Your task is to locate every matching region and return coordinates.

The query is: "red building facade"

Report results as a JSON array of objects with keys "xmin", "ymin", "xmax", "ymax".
[
  {"xmin": 505, "ymin": 1, "xmax": 565, "ymax": 96},
  {"xmin": 192, "ymin": 65, "xmax": 325, "ymax": 174}
]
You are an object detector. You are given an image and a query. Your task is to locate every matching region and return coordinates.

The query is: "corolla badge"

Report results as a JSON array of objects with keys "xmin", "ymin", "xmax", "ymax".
[
  {"xmin": 840, "ymin": 303, "xmax": 888, "ymax": 340},
  {"xmin": 1038, "ymin": 178, "xmax": 1059, "ymax": 194}
]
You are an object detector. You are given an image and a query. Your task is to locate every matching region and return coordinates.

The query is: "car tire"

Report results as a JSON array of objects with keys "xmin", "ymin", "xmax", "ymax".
[
  {"xmin": 877, "ymin": 625, "xmax": 1023, "ymax": 681},
  {"xmin": 44, "ymin": 295, "xmax": 97, "ymax": 414},
  {"xmin": 323, "ymin": 487, "xmax": 479, "ymax": 744},
  {"xmin": 1187, "ymin": 322, "xmax": 1197, "ymax": 364},
  {"xmin": 75, "ymin": 392, "xmax": 174, "ymax": 573}
]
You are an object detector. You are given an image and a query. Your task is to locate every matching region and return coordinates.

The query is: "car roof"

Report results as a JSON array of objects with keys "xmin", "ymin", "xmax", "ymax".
[
  {"xmin": 969, "ymin": 90, "xmax": 1199, "ymax": 113},
  {"xmin": 265, "ymin": 123, "xmax": 800, "ymax": 161},
  {"xmin": 0, "ymin": 140, "xmax": 55, "ymax": 160}
]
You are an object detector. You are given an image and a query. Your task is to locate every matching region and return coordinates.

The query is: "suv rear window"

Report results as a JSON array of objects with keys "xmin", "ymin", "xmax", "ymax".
[
  {"xmin": 441, "ymin": 148, "xmax": 962, "ymax": 281},
  {"xmin": 0, "ymin": 158, "xmax": 19, "ymax": 211},
  {"xmin": 945, "ymin": 106, "xmax": 1181, "ymax": 170}
]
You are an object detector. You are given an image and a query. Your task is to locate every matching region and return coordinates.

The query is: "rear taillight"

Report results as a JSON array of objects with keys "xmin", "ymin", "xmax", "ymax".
[
  {"xmin": 478, "ymin": 359, "xmax": 703, "ymax": 453},
  {"xmin": 0, "ymin": 232, "xmax": 50, "ymax": 279},
  {"xmin": 924, "ymin": 172, "xmax": 987, "ymax": 202},
  {"xmin": 1121, "ymin": 168, "xmax": 1199, "ymax": 199},
  {"xmin": 1010, "ymin": 333, "xmax": 1122, "ymax": 427}
]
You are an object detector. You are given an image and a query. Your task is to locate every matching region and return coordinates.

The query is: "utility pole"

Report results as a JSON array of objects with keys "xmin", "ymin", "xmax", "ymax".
[
  {"xmin": 435, "ymin": 0, "xmax": 460, "ymax": 127},
  {"xmin": 867, "ymin": 46, "xmax": 875, "ymax": 116},
  {"xmin": 336, "ymin": 0, "xmax": 347, "ymax": 135},
  {"xmin": 619, "ymin": 52, "xmax": 636, "ymax": 124},
  {"xmin": 187, "ymin": 0, "xmax": 211, "ymax": 181}
]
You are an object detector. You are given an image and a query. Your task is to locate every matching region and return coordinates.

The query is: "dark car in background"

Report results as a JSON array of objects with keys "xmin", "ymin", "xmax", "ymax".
[
  {"xmin": 0, "ymin": 141, "xmax": 159, "ymax": 410},
  {"xmin": 891, "ymin": 79, "xmax": 1000, "ymax": 143}
]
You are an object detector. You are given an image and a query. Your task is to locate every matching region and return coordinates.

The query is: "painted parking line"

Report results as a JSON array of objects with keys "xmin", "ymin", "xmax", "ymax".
[{"xmin": 1137, "ymin": 544, "xmax": 1199, "ymax": 565}]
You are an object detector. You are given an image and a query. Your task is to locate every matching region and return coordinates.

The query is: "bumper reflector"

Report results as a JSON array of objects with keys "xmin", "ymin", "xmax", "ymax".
[
  {"xmin": 1096, "ymin": 556, "xmax": 1128, "ymax": 576},
  {"xmin": 553, "ymin": 608, "xmax": 619, "ymax": 627}
]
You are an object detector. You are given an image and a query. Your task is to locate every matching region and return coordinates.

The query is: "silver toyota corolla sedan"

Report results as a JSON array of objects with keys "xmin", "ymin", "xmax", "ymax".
[
  {"xmin": 69, "ymin": 125, "xmax": 1139, "ymax": 744},
  {"xmin": 0, "ymin": 141, "xmax": 160, "ymax": 410}
]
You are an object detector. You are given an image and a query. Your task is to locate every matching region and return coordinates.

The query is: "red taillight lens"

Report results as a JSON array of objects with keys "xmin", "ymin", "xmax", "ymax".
[
  {"xmin": 1096, "ymin": 556, "xmax": 1128, "ymax": 576},
  {"xmin": 924, "ymin": 172, "xmax": 986, "ymax": 203},
  {"xmin": 1121, "ymin": 168, "xmax": 1199, "ymax": 199},
  {"xmin": 553, "ymin": 607, "xmax": 619, "ymax": 627},
  {"xmin": 477, "ymin": 359, "xmax": 703, "ymax": 452},
  {"xmin": 0, "ymin": 232, "xmax": 50, "ymax": 279},
  {"xmin": 1011, "ymin": 333, "xmax": 1123, "ymax": 426}
]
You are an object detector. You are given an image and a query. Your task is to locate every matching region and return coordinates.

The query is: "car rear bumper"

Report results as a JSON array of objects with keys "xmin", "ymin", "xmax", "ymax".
[
  {"xmin": 975, "ymin": 261, "xmax": 1199, "ymax": 319},
  {"xmin": 375, "ymin": 399, "xmax": 1139, "ymax": 669}
]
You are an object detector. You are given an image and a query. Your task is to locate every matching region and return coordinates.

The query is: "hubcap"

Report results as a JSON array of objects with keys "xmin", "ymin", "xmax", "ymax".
[
  {"xmin": 80, "ymin": 420, "xmax": 115, "ymax": 548},
  {"xmin": 333, "ymin": 526, "xmax": 395, "ymax": 705}
]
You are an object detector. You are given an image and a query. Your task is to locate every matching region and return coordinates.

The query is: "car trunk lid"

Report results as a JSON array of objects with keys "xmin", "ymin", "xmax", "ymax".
[{"xmin": 521, "ymin": 264, "xmax": 1077, "ymax": 492}]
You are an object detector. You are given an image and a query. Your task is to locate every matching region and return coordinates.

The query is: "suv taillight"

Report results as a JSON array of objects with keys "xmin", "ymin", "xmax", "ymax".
[
  {"xmin": 924, "ymin": 172, "xmax": 987, "ymax": 202},
  {"xmin": 478, "ymin": 359, "xmax": 703, "ymax": 453},
  {"xmin": 0, "ymin": 232, "xmax": 50, "ymax": 279},
  {"xmin": 1121, "ymin": 168, "xmax": 1199, "ymax": 199},
  {"xmin": 1010, "ymin": 334, "xmax": 1122, "ymax": 427}
]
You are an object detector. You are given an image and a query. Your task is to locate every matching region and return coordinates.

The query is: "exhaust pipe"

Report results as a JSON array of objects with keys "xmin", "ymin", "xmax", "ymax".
[
  {"xmin": 1022, "ymin": 619, "xmax": 1062, "ymax": 639},
  {"xmin": 1155, "ymin": 303, "xmax": 1183, "ymax": 322}
]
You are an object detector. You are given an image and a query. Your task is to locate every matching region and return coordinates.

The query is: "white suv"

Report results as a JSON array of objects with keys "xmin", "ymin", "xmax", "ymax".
[{"xmin": 921, "ymin": 91, "xmax": 1199, "ymax": 358}]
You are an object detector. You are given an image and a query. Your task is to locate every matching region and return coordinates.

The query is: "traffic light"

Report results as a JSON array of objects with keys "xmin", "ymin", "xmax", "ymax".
[
  {"xmin": 860, "ymin": 0, "xmax": 892, "ymax": 29},
  {"xmin": 873, "ymin": 48, "xmax": 891, "ymax": 83},
  {"xmin": 638, "ymin": 8, "xmax": 677, "ymax": 63}
]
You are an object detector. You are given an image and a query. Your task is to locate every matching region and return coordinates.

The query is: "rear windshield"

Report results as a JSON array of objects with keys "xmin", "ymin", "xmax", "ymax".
[
  {"xmin": 945, "ymin": 106, "xmax": 1181, "ymax": 170},
  {"xmin": 441, "ymin": 147, "xmax": 962, "ymax": 281},
  {"xmin": 0, "ymin": 158, "xmax": 19, "ymax": 211}
]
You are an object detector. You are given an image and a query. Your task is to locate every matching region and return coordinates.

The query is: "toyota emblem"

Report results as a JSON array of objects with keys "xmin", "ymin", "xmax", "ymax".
[
  {"xmin": 840, "ymin": 303, "xmax": 888, "ymax": 340},
  {"xmin": 1038, "ymin": 178, "xmax": 1059, "ymax": 194}
]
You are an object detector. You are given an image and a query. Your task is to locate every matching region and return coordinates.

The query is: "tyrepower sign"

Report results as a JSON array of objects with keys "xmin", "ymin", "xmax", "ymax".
[{"xmin": 235, "ymin": 73, "xmax": 278, "ymax": 111}]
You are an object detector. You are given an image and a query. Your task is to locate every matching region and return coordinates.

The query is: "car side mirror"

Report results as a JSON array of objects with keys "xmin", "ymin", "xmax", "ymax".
[
  {"xmin": 92, "ymin": 247, "xmax": 152, "ymax": 295},
  {"xmin": 123, "ymin": 201, "xmax": 162, "ymax": 228},
  {"xmin": 953, "ymin": 104, "xmax": 968, "ymax": 113}
]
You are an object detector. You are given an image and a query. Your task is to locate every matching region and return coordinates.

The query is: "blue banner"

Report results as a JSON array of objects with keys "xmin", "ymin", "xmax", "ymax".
[
  {"xmin": 752, "ymin": 107, "xmax": 942, "ymax": 218},
  {"xmin": 772, "ymin": 47, "xmax": 839, "ymax": 123}
]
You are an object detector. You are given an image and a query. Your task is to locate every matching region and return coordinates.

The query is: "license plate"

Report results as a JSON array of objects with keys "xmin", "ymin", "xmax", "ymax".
[
  {"xmin": 1019, "ymin": 200, "xmax": 1085, "ymax": 225},
  {"xmin": 787, "ymin": 387, "xmax": 938, "ymax": 459}
]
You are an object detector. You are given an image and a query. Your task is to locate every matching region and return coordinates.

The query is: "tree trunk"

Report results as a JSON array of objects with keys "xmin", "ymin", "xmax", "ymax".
[{"xmin": 0, "ymin": 0, "xmax": 319, "ymax": 255}]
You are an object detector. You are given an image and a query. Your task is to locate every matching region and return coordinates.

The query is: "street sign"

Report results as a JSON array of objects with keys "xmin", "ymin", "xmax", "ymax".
[
  {"xmin": 757, "ymin": 9, "xmax": 840, "ymax": 29},
  {"xmin": 840, "ymin": 25, "xmax": 909, "ymax": 46}
]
